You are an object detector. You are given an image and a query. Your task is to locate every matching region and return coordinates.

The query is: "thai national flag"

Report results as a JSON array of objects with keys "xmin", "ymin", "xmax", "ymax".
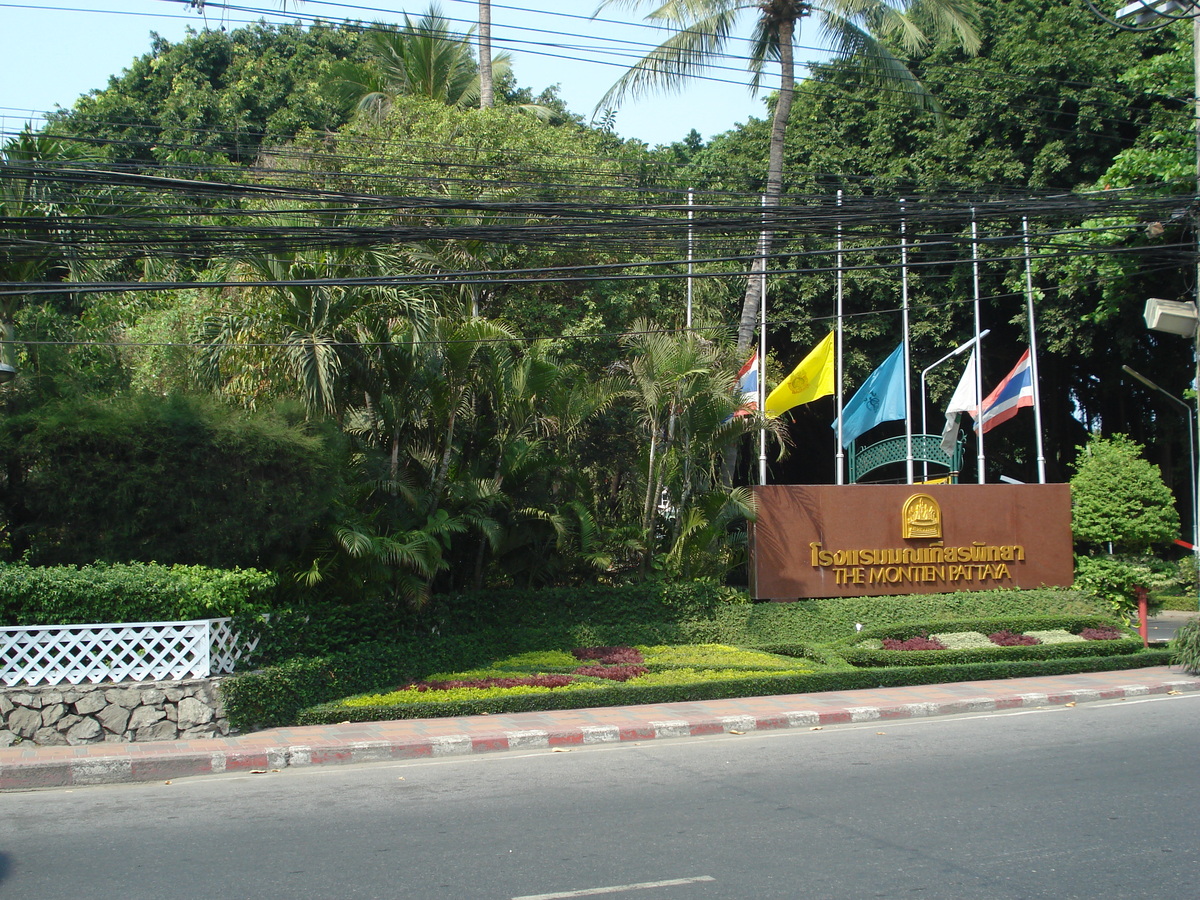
[
  {"xmin": 733, "ymin": 350, "xmax": 758, "ymax": 417},
  {"xmin": 975, "ymin": 350, "xmax": 1034, "ymax": 434}
]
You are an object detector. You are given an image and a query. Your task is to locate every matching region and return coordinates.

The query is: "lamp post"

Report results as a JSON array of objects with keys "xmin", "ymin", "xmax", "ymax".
[
  {"xmin": 1121, "ymin": 364, "xmax": 1200, "ymax": 594},
  {"xmin": 920, "ymin": 330, "xmax": 989, "ymax": 482}
]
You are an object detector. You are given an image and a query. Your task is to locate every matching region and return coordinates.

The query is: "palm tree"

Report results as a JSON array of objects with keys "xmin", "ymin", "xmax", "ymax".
[
  {"xmin": 329, "ymin": 6, "xmax": 548, "ymax": 121},
  {"xmin": 595, "ymin": 0, "xmax": 980, "ymax": 353},
  {"xmin": 479, "ymin": 0, "xmax": 494, "ymax": 108},
  {"xmin": 0, "ymin": 128, "xmax": 105, "ymax": 377},
  {"xmin": 618, "ymin": 322, "xmax": 761, "ymax": 573},
  {"xmin": 196, "ymin": 213, "xmax": 431, "ymax": 419}
]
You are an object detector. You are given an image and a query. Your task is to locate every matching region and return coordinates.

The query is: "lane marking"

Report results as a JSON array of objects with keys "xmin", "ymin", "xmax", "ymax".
[{"xmin": 512, "ymin": 875, "xmax": 715, "ymax": 899}]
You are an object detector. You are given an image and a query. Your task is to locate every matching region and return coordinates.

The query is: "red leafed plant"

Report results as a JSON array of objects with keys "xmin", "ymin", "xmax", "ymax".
[
  {"xmin": 988, "ymin": 630, "xmax": 1040, "ymax": 646},
  {"xmin": 1079, "ymin": 626, "xmax": 1123, "ymax": 641},
  {"xmin": 572, "ymin": 645, "xmax": 645, "ymax": 665},
  {"xmin": 573, "ymin": 664, "xmax": 649, "ymax": 682},
  {"xmin": 406, "ymin": 674, "xmax": 575, "ymax": 692},
  {"xmin": 881, "ymin": 635, "xmax": 947, "ymax": 651}
]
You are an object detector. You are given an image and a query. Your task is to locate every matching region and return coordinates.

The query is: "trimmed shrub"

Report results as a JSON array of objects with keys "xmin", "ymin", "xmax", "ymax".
[
  {"xmin": 1171, "ymin": 617, "xmax": 1200, "ymax": 675},
  {"xmin": 224, "ymin": 590, "xmax": 1116, "ymax": 731},
  {"xmin": 836, "ymin": 616, "xmax": 1142, "ymax": 668},
  {"xmin": 294, "ymin": 650, "xmax": 1173, "ymax": 725},
  {"xmin": 0, "ymin": 561, "xmax": 277, "ymax": 626},
  {"xmin": 0, "ymin": 393, "xmax": 341, "ymax": 570}
]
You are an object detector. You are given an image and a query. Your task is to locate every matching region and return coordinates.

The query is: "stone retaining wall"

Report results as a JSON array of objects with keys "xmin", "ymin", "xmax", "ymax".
[{"xmin": 0, "ymin": 678, "xmax": 231, "ymax": 747}]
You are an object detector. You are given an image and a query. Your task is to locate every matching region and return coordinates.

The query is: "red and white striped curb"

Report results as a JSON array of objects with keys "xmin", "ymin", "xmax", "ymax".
[{"xmin": 4, "ymin": 677, "xmax": 1197, "ymax": 791}]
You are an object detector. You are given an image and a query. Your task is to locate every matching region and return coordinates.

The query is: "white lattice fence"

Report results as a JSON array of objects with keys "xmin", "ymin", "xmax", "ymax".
[{"xmin": 0, "ymin": 618, "xmax": 260, "ymax": 687}]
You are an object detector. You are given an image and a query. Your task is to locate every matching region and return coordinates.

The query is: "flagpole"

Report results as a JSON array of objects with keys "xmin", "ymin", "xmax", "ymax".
[
  {"xmin": 901, "ymin": 199, "xmax": 913, "ymax": 484},
  {"xmin": 972, "ymin": 210, "xmax": 986, "ymax": 484},
  {"xmin": 686, "ymin": 189, "xmax": 694, "ymax": 332},
  {"xmin": 836, "ymin": 189, "xmax": 845, "ymax": 484},
  {"xmin": 1023, "ymin": 216, "xmax": 1047, "ymax": 483},
  {"xmin": 759, "ymin": 195, "xmax": 768, "ymax": 486}
]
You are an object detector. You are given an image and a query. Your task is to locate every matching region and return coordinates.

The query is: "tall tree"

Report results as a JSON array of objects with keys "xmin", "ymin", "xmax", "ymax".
[
  {"xmin": 479, "ymin": 0, "xmax": 494, "ymax": 108},
  {"xmin": 596, "ymin": 0, "xmax": 980, "ymax": 352},
  {"xmin": 328, "ymin": 6, "xmax": 549, "ymax": 120}
]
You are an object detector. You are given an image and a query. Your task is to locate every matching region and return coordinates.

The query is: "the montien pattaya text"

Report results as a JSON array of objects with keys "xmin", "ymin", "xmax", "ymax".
[{"xmin": 809, "ymin": 542, "xmax": 1026, "ymax": 586}]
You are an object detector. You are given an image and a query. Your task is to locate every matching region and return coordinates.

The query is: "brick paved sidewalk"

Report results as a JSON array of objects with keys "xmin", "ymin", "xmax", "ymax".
[{"xmin": 3, "ymin": 665, "xmax": 1198, "ymax": 791}]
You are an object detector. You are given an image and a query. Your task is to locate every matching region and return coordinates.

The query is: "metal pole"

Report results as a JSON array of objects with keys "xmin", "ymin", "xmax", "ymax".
[
  {"xmin": 758, "ymin": 196, "xmax": 768, "ymax": 486},
  {"xmin": 836, "ymin": 189, "xmax": 845, "ymax": 484},
  {"xmin": 901, "ymin": 199, "xmax": 913, "ymax": 484},
  {"xmin": 921, "ymin": 331, "xmax": 990, "ymax": 483},
  {"xmin": 686, "ymin": 189, "xmax": 694, "ymax": 332},
  {"xmin": 972, "ymin": 210, "xmax": 985, "ymax": 483},
  {"xmin": 1023, "ymin": 217, "xmax": 1048, "ymax": 483},
  {"xmin": 1193, "ymin": 13, "xmax": 1200, "ymax": 604},
  {"xmin": 1121, "ymin": 364, "xmax": 1200, "ymax": 594}
]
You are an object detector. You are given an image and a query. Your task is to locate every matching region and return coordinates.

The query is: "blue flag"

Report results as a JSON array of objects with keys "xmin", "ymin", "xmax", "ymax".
[{"xmin": 833, "ymin": 343, "xmax": 907, "ymax": 447}]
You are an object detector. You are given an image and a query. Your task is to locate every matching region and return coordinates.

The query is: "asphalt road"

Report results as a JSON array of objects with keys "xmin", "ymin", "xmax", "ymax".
[{"xmin": 2, "ymin": 692, "xmax": 1197, "ymax": 900}]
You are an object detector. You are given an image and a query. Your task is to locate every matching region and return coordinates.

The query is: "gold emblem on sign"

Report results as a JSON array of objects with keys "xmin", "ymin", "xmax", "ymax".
[{"xmin": 902, "ymin": 493, "xmax": 942, "ymax": 539}]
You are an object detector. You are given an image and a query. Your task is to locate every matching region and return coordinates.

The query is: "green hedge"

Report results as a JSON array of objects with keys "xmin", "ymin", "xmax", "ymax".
[
  {"xmin": 0, "ymin": 561, "xmax": 278, "ymax": 626},
  {"xmin": 225, "ymin": 588, "xmax": 1115, "ymax": 730},
  {"xmin": 294, "ymin": 650, "xmax": 1174, "ymax": 725},
  {"xmin": 222, "ymin": 633, "xmax": 502, "ymax": 730},
  {"xmin": 418, "ymin": 586, "xmax": 1105, "ymax": 645},
  {"xmin": 840, "ymin": 615, "xmax": 1124, "ymax": 644},
  {"xmin": 835, "ymin": 615, "xmax": 1140, "ymax": 667},
  {"xmin": 1, "ymin": 393, "xmax": 340, "ymax": 570}
]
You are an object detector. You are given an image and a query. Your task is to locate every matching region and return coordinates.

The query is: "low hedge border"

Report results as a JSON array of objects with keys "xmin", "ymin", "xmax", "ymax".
[
  {"xmin": 834, "ymin": 615, "xmax": 1140, "ymax": 667},
  {"xmin": 0, "ymin": 561, "xmax": 278, "ymax": 626},
  {"xmin": 837, "ymin": 615, "xmax": 1126, "ymax": 645},
  {"xmin": 839, "ymin": 637, "xmax": 1145, "ymax": 668},
  {"xmin": 294, "ymin": 649, "xmax": 1174, "ymax": 725}
]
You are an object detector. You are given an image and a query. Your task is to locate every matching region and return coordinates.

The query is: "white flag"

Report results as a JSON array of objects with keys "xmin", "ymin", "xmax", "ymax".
[{"xmin": 940, "ymin": 348, "xmax": 977, "ymax": 456}]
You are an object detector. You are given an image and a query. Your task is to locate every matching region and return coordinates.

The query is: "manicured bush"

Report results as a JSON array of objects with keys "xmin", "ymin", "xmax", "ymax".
[
  {"xmin": 989, "ymin": 630, "xmax": 1040, "ymax": 646},
  {"xmin": 572, "ymin": 646, "xmax": 644, "ymax": 664},
  {"xmin": 294, "ymin": 650, "xmax": 1173, "ymax": 725},
  {"xmin": 0, "ymin": 561, "xmax": 277, "ymax": 626},
  {"xmin": 1171, "ymin": 617, "xmax": 1200, "ymax": 675},
  {"xmin": 834, "ymin": 616, "xmax": 1142, "ymax": 667},
  {"xmin": 223, "ymin": 590, "xmax": 1117, "ymax": 731},
  {"xmin": 1078, "ymin": 626, "xmax": 1121, "ymax": 641},
  {"xmin": 0, "ymin": 394, "xmax": 341, "ymax": 570},
  {"xmin": 883, "ymin": 635, "xmax": 947, "ymax": 651},
  {"xmin": 573, "ymin": 665, "xmax": 648, "ymax": 681}
]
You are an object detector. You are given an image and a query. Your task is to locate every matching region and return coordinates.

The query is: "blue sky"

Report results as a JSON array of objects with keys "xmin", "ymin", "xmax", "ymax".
[{"xmin": 0, "ymin": 0, "xmax": 806, "ymax": 147}]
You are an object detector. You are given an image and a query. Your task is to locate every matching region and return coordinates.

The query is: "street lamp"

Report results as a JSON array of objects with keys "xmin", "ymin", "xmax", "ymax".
[
  {"xmin": 1122, "ymin": 364, "xmax": 1200, "ymax": 593},
  {"xmin": 920, "ymin": 330, "xmax": 989, "ymax": 481}
]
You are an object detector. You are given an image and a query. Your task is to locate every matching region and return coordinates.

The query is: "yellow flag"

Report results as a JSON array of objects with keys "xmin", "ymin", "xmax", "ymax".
[{"xmin": 764, "ymin": 331, "xmax": 835, "ymax": 418}]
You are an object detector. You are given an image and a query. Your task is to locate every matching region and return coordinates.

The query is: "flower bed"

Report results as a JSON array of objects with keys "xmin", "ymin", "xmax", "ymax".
[
  {"xmin": 331, "ymin": 643, "xmax": 817, "ymax": 712},
  {"xmin": 838, "ymin": 616, "xmax": 1144, "ymax": 668}
]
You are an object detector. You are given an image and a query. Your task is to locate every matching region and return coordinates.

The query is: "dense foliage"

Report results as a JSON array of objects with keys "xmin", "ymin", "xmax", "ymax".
[
  {"xmin": 1071, "ymin": 434, "xmax": 1180, "ymax": 553},
  {"xmin": 222, "ymin": 587, "xmax": 1111, "ymax": 728},
  {"xmin": 0, "ymin": 561, "xmax": 276, "ymax": 626},
  {"xmin": 2, "ymin": 2, "xmax": 1196, "ymax": 611},
  {"xmin": 0, "ymin": 393, "xmax": 340, "ymax": 569}
]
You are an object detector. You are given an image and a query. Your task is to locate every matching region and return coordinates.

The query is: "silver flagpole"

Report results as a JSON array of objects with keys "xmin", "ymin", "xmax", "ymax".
[
  {"xmin": 972, "ymin": 210, "xmax": 985, "ymax": 484},
  {"xmin": 901, "ymin": 200, "xmax": 913, "ymax": 484},
  {"xmin": 759, "ymin": 195, "xmax": 768, "ymax": 486},
  {"xmin": 1023, "ymin": 217, "xmax": 1047, "ymax": 483},
  {"xmin": 836, "ymin": 189, "xmax": 845, "ymax": 484},
  {"xmin": 686, "ymin": 189, "xmax": 694, "ymax": 332}
]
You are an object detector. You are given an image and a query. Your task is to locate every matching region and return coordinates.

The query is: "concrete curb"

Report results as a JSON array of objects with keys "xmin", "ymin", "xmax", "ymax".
[{"xmin": 4, "ymin": 674, "xmax": 1198, "ymax": 791}]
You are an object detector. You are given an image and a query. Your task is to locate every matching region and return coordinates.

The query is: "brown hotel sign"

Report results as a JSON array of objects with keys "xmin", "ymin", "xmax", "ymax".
[{"xmin": 749, "ymin": 484, "xmax": 1074, "ymax": 600}]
